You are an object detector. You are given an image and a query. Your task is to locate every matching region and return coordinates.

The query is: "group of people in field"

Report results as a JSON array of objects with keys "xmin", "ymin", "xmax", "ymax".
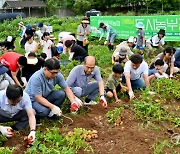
[{"xmin": 0, "ymin": 17, "xmax": 179, "ymax": 146}]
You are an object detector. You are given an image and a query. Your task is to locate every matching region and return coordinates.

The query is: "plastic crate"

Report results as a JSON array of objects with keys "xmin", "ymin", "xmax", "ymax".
[{"xmin": 59, "ymin": 59, "xmax": 70, "ymax": 66}]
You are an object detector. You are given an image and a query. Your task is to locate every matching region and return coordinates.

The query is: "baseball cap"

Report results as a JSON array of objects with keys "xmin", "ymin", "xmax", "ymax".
[{"xmin": 7, "ymin": 36, "xmax": 13, "ymax": 42}]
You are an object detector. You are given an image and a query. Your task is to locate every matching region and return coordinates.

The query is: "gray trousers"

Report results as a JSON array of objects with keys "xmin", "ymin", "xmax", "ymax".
[
  {"xmin": 71, "ymin": 81, "xmax": 99, "ymax": 100},
  {"xmin": 0, "ymin": 110, "xmax": 28, "ymax": 130}
]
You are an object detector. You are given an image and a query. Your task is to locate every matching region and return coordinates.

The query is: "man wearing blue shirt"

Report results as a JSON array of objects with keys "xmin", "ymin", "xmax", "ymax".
[
  {"xmin": 0, "ymin": 84, "xmax": 36, "ymax": 145},
  {"xmin": 66, "ymin": 56, "xmax": 107, "ymax": 108},
  {"xmin": 25, "ymin": 58, "xmax": 82, "ymax": 116}
]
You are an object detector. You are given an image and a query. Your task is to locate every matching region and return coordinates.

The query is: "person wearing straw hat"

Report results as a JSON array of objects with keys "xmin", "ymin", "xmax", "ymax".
[
  {"xmin": 0, "ymin": 63, "xmax": 14, "ymax": 90},
  {"xmin": 146, "ymin": 29, "xmax": 165, "ymax": 58},
  {"xmin": 135, "ymin": 22, "xmax": 145, "ymax": 56},
  {"xmin": 77, "ymin": 17, "xmax": 91, "ymax": 52}
]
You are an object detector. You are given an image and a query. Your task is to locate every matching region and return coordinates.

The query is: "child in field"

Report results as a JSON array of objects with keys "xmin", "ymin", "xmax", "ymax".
[
  {"xmin": 105, "ymin": 64, "xmax": 128, "ymax": 103},
  {"xmin": 135, "ymin": 22, "xmax": 145, "ymax": 56},
  {"xmin": 41, "ymin": 32, "xmax": 54, "ymax": 59},
  {"xmin": 148, "ymin": 59, "xmax": 168, "ymax": 80}
]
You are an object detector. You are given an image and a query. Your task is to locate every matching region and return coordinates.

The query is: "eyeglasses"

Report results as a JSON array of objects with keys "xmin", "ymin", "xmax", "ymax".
[{"xmin": 47, "ymin": 69, "xmax": 59, "ymax": 75}]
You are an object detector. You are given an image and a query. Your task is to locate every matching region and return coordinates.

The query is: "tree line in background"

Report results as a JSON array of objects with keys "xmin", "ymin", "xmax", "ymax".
[{"xmin": 42, "ymin": 0, "xmax": 180, "ymax": 15}]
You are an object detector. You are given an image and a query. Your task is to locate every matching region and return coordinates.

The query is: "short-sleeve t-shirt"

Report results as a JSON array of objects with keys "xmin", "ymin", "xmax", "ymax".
[
  {"xmin": 137, "ymin": 29, "xmax": 145, "ymax": 46},
  {"xmin": 0, "ymin": 52, "xmax": 22, "ymax": 72},
  {"xmin": 24, "ymin": 68, "xmax": 68, "ymax": 102},
  {"xmin": 41, "ymin": 39, "xmax": 53, "ymax": 59},
  {"xmin": 0, "ymin": 90, "xmax": 32, "ymax": 118},
  {"xmin": 77, "ymin": 24, "xmax": 91, "ymax": 42},
  {"xmin": 105, "ymin": 73, "xmax": 121, "ymax": 90},
  {"xmin": 25, "ymin": 41, "xmax": 37, "ymax": 56},
  {"xmin": 124, "ymin": 60, "xmax": 149, "ymax": 80}
]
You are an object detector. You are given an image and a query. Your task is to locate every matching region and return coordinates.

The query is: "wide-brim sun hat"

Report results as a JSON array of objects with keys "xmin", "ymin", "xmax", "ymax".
[
  {"xmin": 120, "ymin": 47, "xmax": 127, "ymax": 54},
  {"xmin": 26, "ymin": 52, "xmax": 38, "ymax": 65},
  {"xmin": 135, "ymin": 22, "xmax": 144, "ymax": 29},
  {"xmin": 158, "ymin": 29, "xmax": 165, "ymax": 36},
  {"xmin": 0, "ymin": 63, "xmax": 8, "ymax": 75}
]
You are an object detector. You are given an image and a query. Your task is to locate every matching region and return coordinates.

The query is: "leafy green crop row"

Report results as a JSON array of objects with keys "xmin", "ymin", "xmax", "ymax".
[{"xmin": 26, "ymin": 127, "xmax": 93, "ymax": 154}]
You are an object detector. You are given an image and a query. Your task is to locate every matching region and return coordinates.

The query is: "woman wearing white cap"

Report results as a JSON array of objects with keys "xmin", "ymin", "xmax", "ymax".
[{"xmin": 77, "ymin": 17, "xmax": 90, "ymax": 52}]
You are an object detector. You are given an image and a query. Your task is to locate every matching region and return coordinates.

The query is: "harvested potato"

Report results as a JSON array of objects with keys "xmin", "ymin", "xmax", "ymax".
[
  {"xmin": 68, "ymin": 131, "xmax": 73, "ymax": 137},
  {"xmin": 91, "ymin": 133, "xmax": 98, "ymax": 139},
  {"xmin": 92, "ymin": 130, "xmax": 98, "ymax": 134}
]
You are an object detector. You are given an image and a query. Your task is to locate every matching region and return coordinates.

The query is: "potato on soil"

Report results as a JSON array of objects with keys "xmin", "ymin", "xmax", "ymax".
[
  {"xmin": 92, "ymin": 130, "xmax": 98, "ymax": 134},
  {"xmin": 91, "ymin": 133, "xmax": 98, "ymax": 139},
  {"xmin": 68, "ymin": 131, "xmax": 73, "ymax": 137}
]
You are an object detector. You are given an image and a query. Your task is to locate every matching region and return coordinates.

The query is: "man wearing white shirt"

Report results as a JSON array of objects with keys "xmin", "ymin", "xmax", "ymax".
[
  {"xmin": 146, "ymin": 29, "xmax": 165, "ymax": 58},
  {"xmin": 124, "ymin": 54, "xmax": 149, "ymax": 99}
]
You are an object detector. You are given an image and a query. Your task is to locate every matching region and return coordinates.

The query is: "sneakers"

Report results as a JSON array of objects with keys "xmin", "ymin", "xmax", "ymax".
[
  {"xmin": 84, "ymin": 100, "xmax": 97, "ymax": 106},
  {"xmin": 36, "ymin": 118, "xmax": 42, "ymax": 126}
]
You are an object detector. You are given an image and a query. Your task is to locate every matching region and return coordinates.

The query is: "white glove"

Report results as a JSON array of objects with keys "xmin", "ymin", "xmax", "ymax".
[
  {"xmin": 28, "ymin": 130, "xmax": 36, "ymax": 145},
  {"xmin": 74, "ymin": 97, "xmax": 83, "ymax": 107},
  {"xmin": 0, "ymin": 126, "xmax": 14, "ymax": 137},
  {"xmin": 51, "ymin": 105, "xmax": 62, "ymax": 116},
  {"xmin": 128, "ymin": 91, "xmax": 135, "ymax": 100},
  {"xmin": 169, "ymin": 74, "xmax": 173, "ymax": 78},
  {"xmin": 104, "ymin": 40, "xmax": 107, "ymax": 45},
  {"xmin": 100, "ymin": 95, "xmax": 107, "ymax": 108}
]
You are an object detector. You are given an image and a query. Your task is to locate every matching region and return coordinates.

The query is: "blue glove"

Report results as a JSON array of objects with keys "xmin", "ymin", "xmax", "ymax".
[{"xmin": 142, "ymin": 44, "xmax": 145, "ymax": 49}]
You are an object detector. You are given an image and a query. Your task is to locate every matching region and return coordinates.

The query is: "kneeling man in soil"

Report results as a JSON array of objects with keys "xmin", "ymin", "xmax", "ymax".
[
  {"xmin": 66, "ymin": 56, "xmax": 107, "ymax": 109},
  {"xmin": 0, "ymin": 84, "xmax": 36, "ymax": 145}
]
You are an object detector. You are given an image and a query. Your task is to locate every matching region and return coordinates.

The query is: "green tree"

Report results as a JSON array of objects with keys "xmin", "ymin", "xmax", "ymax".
[{"xmin": 72, "ymin": 0, "xmax": 93, "ymax": 14}]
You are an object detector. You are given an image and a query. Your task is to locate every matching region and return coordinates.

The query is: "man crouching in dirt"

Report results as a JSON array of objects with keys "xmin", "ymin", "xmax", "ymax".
[
  {"xmin": 124, "ymin": 54, "xmax": 149, "ymax": 100},
  {"xmin": 25, "ymin": 58, "xmax": 82, "ymax": 119},
  {"xmin": 66, "ymin": 56, "xmax": 107, "ymax": 110},
  {"xmin": 0, "ymin": 84, "xmax": 36, "ymax": 145}
]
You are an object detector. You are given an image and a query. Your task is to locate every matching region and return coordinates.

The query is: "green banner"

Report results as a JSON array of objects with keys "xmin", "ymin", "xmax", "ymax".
[{"xmin": 90, "ymin": 15, "xmax": 180, "ymax": 41}]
